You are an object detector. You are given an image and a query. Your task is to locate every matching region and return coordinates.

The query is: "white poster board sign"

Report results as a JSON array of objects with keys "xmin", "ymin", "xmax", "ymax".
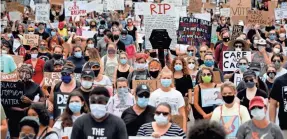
[
  {"xmin": 234, "ymin": 73, "xmax": 243, "ymax": 87},
  {"xmin": 64, "ymin": 1, "xmax": 87, "ymax": 16},
  {"xmin": 9, "ymin": 11, "xmax": 22, "ymax": 21},
  {"xmin": 201, "ymin": 88, "xmax": 224, "ymax": 107},
  {"xmin": 163, "ymin": 0, "xmax": 183, "ymax": 6},
  {"xmin": 82, "ymin": 31, "xmax": 97, "ymax": 38},
  {"xmin": 134, "ymin": 3, "xmax": 176, "ymax": 16},
  {"xmin": 223, "ymin": 51, "xmax": 252, "ymax": 72},
  {"xmin": 220, "ymin": 8, "xmax": 230, "ymax": 17},
  {"xmin": 87, "ymin": 1, "xmax": 103, "ymax": 13},
  {"xmin": 193, "ymin": 13, "xmax": 211, "ymax": 21},
  {"xmin": 35, "ymin": 4, "xmax": 50, "ymax": 22},
  {"xmin": 274, "ymin": 8, "xmax": 287, "ymax": 20},
  {"xmin": 13, "ymin": 39, "xmax": 21, "ymax": 52},
  {"xmin": 107, "ymin": 0, "xmax": 124, "ymax": 10},
  {"xmin": 175, "ymin": 6, "xmax": 187, "ymax": 17}
]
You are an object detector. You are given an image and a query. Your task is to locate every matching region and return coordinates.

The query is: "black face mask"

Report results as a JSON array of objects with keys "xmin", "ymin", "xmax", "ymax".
[
  {"xmin": 223, "ymin": 37, "xmax": 230, "ymax": 42},
  {"xmin": 90, "ymin": 25, "xmax": 96, "ymax": 28},
  {"xmin": 150, "ymin": 52, "xmax": 157, "ymax": 58},
  {"xmin": 113, "ymin": 35, "xmax": 119, "ymax": 40},
  {"xmin": 53, "ymin": 54, "xmax": 63, "ymax": 60},
  {"xmin": 93, "ymin": 69, "xmax": 100, "ymax": 77},
  {"xmin": 149, "ymin": 70, "xmax": 159, "ymax": 78},
  {"xmin": 84, "ymin": 56, "xmax": 90, "ymax": 61},
  {"xmin": 222, "ymin": 95, "xmax": 235, "ymax": 104}
]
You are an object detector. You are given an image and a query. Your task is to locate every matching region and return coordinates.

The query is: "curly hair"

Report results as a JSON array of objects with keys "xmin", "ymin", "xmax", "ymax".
[
  {"xmin": 188, "ymin": 120, "xmax": 226, "ymax": 139},
  {"xmin": 27, "ymin": 103, "xmax": 50, "ymax": 126},
  {"xmin": 170, "ymin": 57, "xmax": 189, "ymax": 75}
]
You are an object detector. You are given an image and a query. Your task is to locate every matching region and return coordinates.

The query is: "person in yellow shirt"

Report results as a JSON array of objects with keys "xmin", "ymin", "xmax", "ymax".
[{"xmin": 58, "ymin": 22, "xmax": 68, "ymax": 38}]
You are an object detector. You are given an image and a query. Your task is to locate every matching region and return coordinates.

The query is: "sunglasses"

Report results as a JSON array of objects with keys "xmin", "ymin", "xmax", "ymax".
[
  {"xmin": 238, "ymin": 63, "xmax": 247, "ymax": 65},
  {"xmin": 200, "ymin": 51, "xmax": 206, "ymax": 53},
  {"xmin": 244, "ymin": 79, "xmax": 254, "ymax": 83},
  {"xmin": 155, "ymin": 111, "xmax": 169, "ymax": 116},
  {"xmin": 234, "ymin": 44, "xmax": 243, "ymax": 48},
  {"xmin": 188, "ymin": 62, "xmax": 195, "ymax": 64},
  {"xmin": 272, "ymin": 60, "xmax": 281, "ymax": 63},
  {"xmin": 138, "ymin": 93, "xmax": 150, "ymax": 98},
  {"xmin": 202, "ymin": 73, "xmax": 211, "ymax": 77},
  {"xmin": 187, "ymin": 50, "xmax": 194, "ymax": 52}
]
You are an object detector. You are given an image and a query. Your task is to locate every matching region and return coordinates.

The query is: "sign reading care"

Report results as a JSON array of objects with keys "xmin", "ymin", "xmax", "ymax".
[
  {"xmin": 223, "ymin": 51, "xmax": 251, "ymax": 71},
  {"xmin": 64, "ymin": 1, "xmax": 87, "ymax": 16}
]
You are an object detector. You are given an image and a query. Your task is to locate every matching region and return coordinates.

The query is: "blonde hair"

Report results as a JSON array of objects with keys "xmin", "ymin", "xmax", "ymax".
[
  {"xmin": 158, "ymin": 66, "xmax": 175, "ymax": 88},
  {"xmin": 220, "ymin": 81, "xmax": 236, "ymax": 93}
]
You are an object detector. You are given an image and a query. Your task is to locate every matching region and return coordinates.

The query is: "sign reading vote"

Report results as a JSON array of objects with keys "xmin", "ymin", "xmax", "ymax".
[
  {"xmin": 223, "ymin": 51, "xmax": 251, "ymax": 71},
  {"xmin": 1, "ymin": 81, "xmax": 24, "ymax": 107},
  {"xmin": 177, "ymin": 17, "xmax": 212, "ymax": 46}
]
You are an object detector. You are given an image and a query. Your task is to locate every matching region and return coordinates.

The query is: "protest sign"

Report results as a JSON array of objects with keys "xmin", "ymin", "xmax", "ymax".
[
  {"xmin": 6, "ymin": 2, "xmax": 24, "ymax": 13},
  {"xmin": 43, "ymin": 72, "xmax": 81, "ymax": 87},
  {"xmin": 220, "ymin": 8, "xmax": 230, "ymax": 17},
  {"xmin": 13, "ymin": 39, "xmax": 21, "ymax": 52},
  {"xmin": 23, "ymin": 34, "xmax": 39, "ymax": 46},
  {"xmin": 134, "ymin": 3, "xmax": 176, "ymax": 15},
  {"xmin": 107, "ymin": 0, "xmax": 124, "ymax": 11},
  {"xmin": 1, "ymin": 81, "xmax": 24, "ymax": 107},
  {"xmin": 132, "ymin": 80, "xmax": 158, "ymax": 92},
  {"xmin": 231, "ymin": 25, "xmax": 244, "ymax": 40},
  {"xmin": 211, "ymin": 24, "xmax": 218, "ymax": 44},
  {"xmin": 50, "ymin": 0, "xmax": 64, "ymax": 5},
  {"xmin": 164, "ymin": 0, "xmax": 183, "ymax": 6},
  {"xmin": 64, "ymin": 1, "xmax": 87, "ymax": 16},
  {"xmin": 177, "ymin": 17, "xmax": 212, "ymax": 47},
  {"xmin": 230, "ymin": 0, "xmax": 251, "ymax": 24},
  {"xmin": 223, "ymin": 51, "xmax": 252, "ymax": 71},
  {"xmin": 246, "ymin": 10, "xmax": 272, "ymax": 26},
  {"xmin": 35, "ymin": 4, "xmax": 50, "ymax": 22},
  {"xmin": 189, "ymin": 0, "xmax": 202, "ymax": 13},
  {"xmin": 86, "ymin": 1, "xmax": 104, "ymax": 13},
  {"xmin": 11, "ymin": 55, "xmax": 23, "ymax": 66},
  {"xmin": 234, "ymin": 73, "xmax": 243, "ymax": 87},
  {"xmin": 1, "ymin": 71, "xmax": 19, "ymax": 82},
  {"xmin": 275, "ymin": 8, "xmax": 287, "ymax": 20},
  {"xmin": 175, "ymin": 6, "xmax": 187, "ymax": 17},
  {"xmin": 144, "ymin": 15, "xmax": 177, "ymax": 50},
  {"xmin": 201, "ymin": 88, "xmax": 224, "ymax": 107},
  {"xmin": 282, "ymin": 2, "xmax": 287, "ymax": 9},
  {"xmin": 9, "ymin": 11, "xmax": 22, "ymax": 21},
  {"xmin": 82, "ymin": 31, "xmax": 97, "ymax": 38},
  {"xmin": 54, "ymin": 91, "xmax": 69, "ymax": 119},
  {"xmin": 193, "ymin": 13, "xmax": 211, "ymax": 21}
]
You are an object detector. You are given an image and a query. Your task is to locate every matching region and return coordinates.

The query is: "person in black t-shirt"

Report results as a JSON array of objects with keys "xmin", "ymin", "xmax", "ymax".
[
  {"xmin": 34, "ymin": 22, "xmax": 50, "ymax": 40},
  {"xmin": 125, "ymin": 18, "xmax": 137, "ymax": 41},
  {"xmin": 38, "ymin": 40, "xmax": 52, "ymax": 62},
  {"xmin": 121, "ymin": 84, "xmax": 155, "ymax": 136},
  {"xmin": 75, "ymin": 69, "xmax": 95, "ymax": 106}
]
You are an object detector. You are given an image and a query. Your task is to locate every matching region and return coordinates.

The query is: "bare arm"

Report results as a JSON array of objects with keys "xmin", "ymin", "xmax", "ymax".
[
  {"xmin": 1, "ymin": 119, "xmax": 7, "ymax": 139},
  {"xmin": 269, "ymin": 98, "xmax": 278, "ymax": 123},
  {"xmin": 193, "ymin": 85, "xmax": 206, "ymax": 117},
  {"xmin": 179, "ymin": 106, "xmax": 187, "ymax": 132}
]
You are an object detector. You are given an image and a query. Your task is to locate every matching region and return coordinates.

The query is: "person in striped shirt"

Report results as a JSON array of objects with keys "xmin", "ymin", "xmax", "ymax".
[{"xmin": 137, "ymin": 102, "xmax": 186, "ymax": 139}]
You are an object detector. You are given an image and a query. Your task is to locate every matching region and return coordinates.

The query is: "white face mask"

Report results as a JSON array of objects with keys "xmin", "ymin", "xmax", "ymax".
[
  {"xmin": 1, "ymin": 50, "xmax": 7, "ymax": 54},
  {"xmin": 235, "ymin": 48, "xmax": 242, "ymax": 51},
  {"xmin": 279, "ymin": 33, "xmax": 286, "ymax": 38},
  {"xmin": 87, "ymin": 44, "xmax": 94, "ymax": 48},
  {"xmin": 31, "ymin": 54, "xmax": 38, "ymax": 59},
  {"xmin": 273, "ymin": 48, "xmax": 280, "ymax": 54},
  {"xmin": 90, "ymin": 104, "xmax": 107, "ymax": 119},
  {"xmin": 251, "ymin": 108, "xmax": 265, "ymax": 120},
  {"xmin": 154, "ymin": 113, "xmax": 169, "ymax": 125},
  {"xmin": 188, "ymin": 63, "xmax": 195, "ymax": 70},
  {"xmin": 81, "ymin": 80, "xmax": 93, "ymax": 89},
  {"xmin": 135, "ymin": 63, "xmax": 146, "ymax": 70}
]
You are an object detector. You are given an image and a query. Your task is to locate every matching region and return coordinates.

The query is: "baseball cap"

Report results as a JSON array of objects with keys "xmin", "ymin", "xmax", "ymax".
[
  {"xmin": 30, "ymin": 47, "xmax": 38, "ymax": 51},
  {"xmin": 249, "ymin": 96, "xmax": 265, "ymax": 110},
  {"xmin": 121, "ymin": 30, "xmax": 128, "ymax": 35},
  {"xmin": 61, "ymin": 66, "xmax": 74, "ymax": 74},
  {"xmin": 89, "ymin": 61, "xmax": 100, "ymax": 68},
  {"xmin": 81, "ymin": 69, "xmax": 95, "ymax": 78},
  {"xmin": 249, "ymin": 62, "xmax": 261, "ymax": 71},
  {"xmin": 257, "ymin": 38, "xmax": 267, "ymax": 45},
  {"xmin": 136, "ymin": 84, "xmax": 150, "ymax": 97},
  {"xmin": 54, "ymin": 59, "xmax": 64, "ymax": 66},
  {"xmin": 243, "ymin": 70, "xmax": 256, "ymax": 79}
]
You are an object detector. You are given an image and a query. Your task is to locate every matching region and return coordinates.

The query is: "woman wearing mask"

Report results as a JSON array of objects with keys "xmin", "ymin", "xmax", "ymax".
[
  {"xmin": 228, "ymin": 57, "xmax": 249, "ymax": 83},
  {"xmin": 194, "ymin": 67, "xmax": 220, "ymax": 120},
  {"xmin": 149, "ymin": 67, "xmax": 187, "ymax": 132},
  {"xmin": 197, "ymin": 45, "xmax": 217, "ymax": 68},
  {"xmin": 137, "ymin": 103, "xmax": 186, "ymax": 139},
  {"xmin": 38, "ymin": 40, "xmax": 52, "ymax": 61},
  {"xmin": 67, "ymin": 46, "xmax": 86, "ymax": 73},
  {"xmin": 19, "ymin": 116, "xmax": 40, "ymax": 139},
  {"xmin": 7, "ymin": 64, "xmax": 44, "ymax": 139},
  {"xmin": 53, "ymin": 91, "xmax": 89, "ymax": 138},
  {"xmin": 277, "ymin": 28, "xmax": 287, "ymax": 47},
  {"xmin": 12, "ymin": 22, "xmax": 25, "ymax": 38},
  {"xmin": 186, "ymin": 45, "xmax": 197, "ymax": 58},
  {"xmin": 171, "ymin": 57, "xmax": 193, "ymax": 97},
  {"xmin": 49, "ymin": 62, "xmax": 81, "ymax": 120},
  {"xmin": 85, "ymin": 38, "xmax": 96, "ymax": 51},
  {"xmin": 228, "ymin": 39, "xmax": 249, "ymax": 51},
  {"xmin": 27, "ymin": 103, "xmax": 59, "ymax": 139},
  {"xmin": 267, "ymin": 30, "xmax": 278, "ymax": 47},
  {"xmin": 148, "ymin": 59, "xmax": 162, "ymax": 79},
  {"xmin": 187, "ymin": 57, "xmax": 199, "ymax": 86},
  {"xmin": 237, "ymin": 70, "xmax": 267, "ymax": 116},
  {"xmin": 269, "ymin": 43, "xmax": 283, "ymax": 57},
  {"xmin": 125, "ymin": 18, "xmax": 137, "ymax": 42},
  {"xmin": 251, "ymin": 38, "xmax": 271, "ymax": 75},
  {"xmin": 84, "ymin": 48, "xmax": 104, "ymax": 74},
  {"xmin": 74, "ymin": 21, "xmax": 83, "ymax": 36},
  {"xmin": 89, "ymin": 20, "xmax": 97, "ymax": 32},
  {"xmin": 264, "ymin": 64, "xmax": 277, "ymax": 92},
  {"xmin": 113, "ymin": 52, "xmax": 133, "ymax": 82},
  {"xmin": 101, "ymin": 43, "xmax": 118, "ymax": 82},
  {"xmin": 25, "ymin": 47, "xmax": 45, "ymax": 85},
  {"xmin": 91, "ymin": 61, "xmax": 113, "ymax": 91}
]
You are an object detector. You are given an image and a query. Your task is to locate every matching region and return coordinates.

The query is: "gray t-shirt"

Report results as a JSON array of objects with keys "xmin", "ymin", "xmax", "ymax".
[
  {"xmin": 97, "ymin": 38, "xmax": 107, "ymax": 57},
  {"xmin": 236, "ymin": 120, "xmax": 284, "ymax": 139}
]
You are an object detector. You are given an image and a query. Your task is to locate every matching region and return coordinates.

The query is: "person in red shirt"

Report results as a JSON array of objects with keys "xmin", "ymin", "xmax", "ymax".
[
  {"xmin": 215, "ymin": 30, "xmax": 230, "ymax": 71},
  {"xmin": 25, "ymin": 47, "xmax": 45, "ymax": 84}
]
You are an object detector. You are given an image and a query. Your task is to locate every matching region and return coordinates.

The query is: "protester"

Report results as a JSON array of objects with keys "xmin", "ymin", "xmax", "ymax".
[
  {"xmin": 67, "ymin": 46, "xmax": 87, "ymax": 73},
  {"xmin": 46, "ymin": 28, "xmax": 64, "ymax": 49},
  {"xmin": 270, "ymin": 42, "xmax": 283, "ymax": 55},
  {"xmin": 97, "ymin": 30, "xmax": 112, "ymax": 56},
  {"xmin": 197, "ymin": 45, "xmax": 217, "ymax": 67},
  {"xmin": 237, "ymin": 96, "xmax": 284, "ymax": 139},
  {"xmin": 215, "ymin": 30, "xmax": 231, "ymax": 70},
  {"xmin": 19, "ymin": 116, "xmax": 40, "ymax": 139},
  {"xmin": 38, "ymin": 40, "xmax": 52, "ymax": 61},
  {"xmin": 187, "ymin": 57, "xmax": 199, "ymax": 85},
  {"xmin": 35, "ymin": 22, "xmax": 50, "ymax": 40},
  {"xmin": 175, "ymin": 44, "xmax": 189, "ymax": 57},
  {"xmin": 120, "ymin": 29, "xmax": 134, "ymax": 46},
  {"xmin": 107, "ymin": 77, "xmax": 135, "ymax": 117},
  {"xmin": 216, "ymin": 16, "xmax": 229, "ymax": 40},
  {"xmin": 148, "ymin": 59, "xmax": 162, "ymax": 79},
  {"xmin": 228, "ymin": 39, "xmax": 249, "ymax": 51},
  {"xmin": 228, "ymin": 57, "xmax": 249, "ymax": 83},
  {"xmin": 0, "ymin": 104, "xmax": 8, "ymax": 139},
  {"xmin": 149, "ymin": 67, "xmax": 187, "ymax": 132},
  {"xmin": 101, "ymin": 42, "xmax": 118, "ymax": 82},
  {"xmin": 125, "ymin": 18, "xmax": 137, "ymax": 41},
  {"xmin": 113, "ymin": 52, "xmax": 133, "ymax": 82},
  {"xmin": 25, "ymin": 47, "xmax": 45, "ymax": 84},
  {"xmin": 1, "ymin": 42, "xmax": 17, "ymax": 73},
  {"xmin": 137, "ymin": 103, "xmax": 186, "ymax": 138},
  {"xmin": 44, "ymin": 45, "xmax": 65, "ymax": 72},
  {"xmin": 71, "ymin": 87, "xmax": 128, "ymax": 139},
  {"xmin": 53, "ymin": 91, "xmax": 89, "ymax": 138},
  {"xmin": 186, "ymin": 45, "xmax": 197, "ymax": 58},
  {"xmin": 188, "ymin": 120, "xmax": 226, "ymax": 139},
  {"xmin": 270, "ymin": 53, "xmax": 287, "ymax": 77},
  {"xmin": 74, "ymin": 69, "xmax": 95, "ymax": 105},
  {"xmin": 121, "ymin": 84, "xmax": 155, "ymax": 136},
  {"xmin": 264, "ymin": 64, "xmax": 277, "ymax": 92},
  {"xmin": 251, "ymin": 38, "xmax": 271, "ymax": 75},
  {"xmin": 91, "ymin": 60, "xmax": 113, "ymax": 88}
]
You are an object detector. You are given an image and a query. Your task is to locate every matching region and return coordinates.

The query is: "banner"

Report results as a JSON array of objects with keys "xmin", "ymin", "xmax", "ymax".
[
  {"xmin": 82, "ymin": 31, "xmax": 97, "ymax": 38},
  {"xmin": 64, "ymin": 1, "xmax": 87, "ymax": 16},
  {"xmin": 246, "ymin": 10, "xmax": 272, "ymax": 26},
  {"xmin": 53, "ymin": 91, "xmax": 69, "ymax": 119},
  {"xmin": 177, "ymin": 17, "xmax": 212, "ymax": 47},
  {"xmin": 201, "ymin": 88, "xmax": 224, "ymax": 107},
  {"xmin": 134, "ymin": 3, "xmax": 176, "ymax": 15},
  {"xmin": 23, "ymin": 34, "xmax": 39, "ymax": 46},
  {"xmin": 107, "ymin": 0, "xmax": 124, "ymax": 10},
  {"xmin": 223, "ymin": 51, "xmax": 252, "ymax": 71},
  {"xmin": 43, "ymin": 72, "xmax": 81, "ymax": 86},
  {"xmin": 231, "ymin": 25, "xmax": 244, "ymax": 40},
  {"xmin": 189, "ymin": 0, "xmax": 202, "ymax": 13},
  {"xmin": 234, "ymin": 73, "xmax": 243, "ymax": 86},
  {"xmin": 1, "ymin": 81, "xmax": 24, "ymax": 107},
  {"xmin": 132, "ymin": 80, "xmax": 158, "ymax": 92},
  {"xmin": 230, "ymin": 0, "xmax": 251, "ymax": 23},
  {"xmin": 35, "ymin": 4, "xmax": 50, "ymax": 22}
]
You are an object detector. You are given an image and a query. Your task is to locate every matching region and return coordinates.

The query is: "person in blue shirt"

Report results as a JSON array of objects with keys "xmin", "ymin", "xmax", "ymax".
[
  {"xmin": 67, "ymin": 46, "xmax": 86, "ymax": 73},
  {"xmin": 0, "ymin": 43, "xmax": 17, "ymax": 73},
  {"xmin": 120, "ymin": 30, "xmax": 134, "ymax": 46}
]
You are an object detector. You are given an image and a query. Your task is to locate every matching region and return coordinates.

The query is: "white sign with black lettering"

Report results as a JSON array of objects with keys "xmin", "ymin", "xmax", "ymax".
[
  {"xmin": 36, "ymin": 4, "xmax": 50, "ymax": 22},
  {"xmin": 106, "ymin": 0, "xmax": 124, "ymax": 10},
  {"xmin": 234, "ymin": 73, "xmax": 243, "ymax": 87},
  {"xmin": 223, "ymin": 51, "xmax": 251, "ymax": 71}
]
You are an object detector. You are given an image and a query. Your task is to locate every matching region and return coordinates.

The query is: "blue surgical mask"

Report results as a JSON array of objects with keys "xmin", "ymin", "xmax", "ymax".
[
  {"xmin": 204, "ymin": 60, "xmax": 214, "ymax": 67},
  {"xmin": 239, "ymin": 65, "xmax": 248, "ymax": 72},
  {"xmin": 62, "ymin": 75, "xmax": 72, "ymax": 83},
  {"xmin": 137, "ymin": 97, "xmax": 149, "ymax": 108},
  {"xmin": 187, "ymin": 51, "xmax": 193, "ymax": 56},
  {"xmin": 51, "ymin": 31, "xmax": 56, "ymax": 36},
  {"xmin": 120, "ymin": 59, "xmax": 127, "ymax": 64},
  {"xmin": 135, "ymin": 63, "xmax": 146, "ymax": 70},
  {"xmin": 90, "ymin": 104, "xmax": 107, "ymax": 119},
  {"xmin": 74, "ymin": 51, "xmax": 82, "ymax": 58},
  {"xmin": 161, "ymin": 79, "xmax": 172, "ymax": 87},
  {"xmin": 246, "ymin": 81, "xmax": 255, "ymax": 88},
  {"xmin": 174, "ymin": 65, "xmax": 183, "ymax": 71},
  {"xmin": 154, "ymin": 113, "xmax": 169, "ymax": 125},
  {"xmin": 69, "ymin": 102, "xmax": 82, "ymax": 113},
  {"xmin": 251, "ymin": 108, "xmax": 265, "ymax": 120},
  {"xmin": 269, "ymin": 35, "xmax": 276, "ymax": 40},
  {"xmin": 254, "ymin": 71, "xmax": 260, "ymax": 77},
  {"xmin": 117, "ymin": 87, "xmax": 129, "ymax": 95}
]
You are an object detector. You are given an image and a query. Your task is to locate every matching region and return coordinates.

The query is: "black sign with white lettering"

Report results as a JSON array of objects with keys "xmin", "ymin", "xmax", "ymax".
[
  {"xmin": 53, "ymin": 91, "xmax": 69, "ymax": 119},
  {"xmin": 1, "ymin": 81, "xmax": 24, "ymax": 107}
]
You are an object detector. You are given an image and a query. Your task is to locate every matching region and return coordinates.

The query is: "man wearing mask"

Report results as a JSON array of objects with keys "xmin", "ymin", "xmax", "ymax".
[
  {"xmin": 237, "ymin": 97, "xmax": 284, "ymax": 139},
  {"xmin": 112, "ymin": 28, "xmax": 125, "ymax": 52},
  {"xmin": 268, "ymin": 54, "xmax": 287, "ymax": 78},
  {"xmin": 75, "ymin": 69, "xmax": 95, "ymax": 106},
  {"xmin": 71, "ymin": 87, "xmax": 128, "ymax": 139},
  {"xmin": 121, "ymin": 84, "xmax": 155, "ymax": 136},
  {"xmin": 120, "ymin": 30, "xmax": 134, "ymax": 46},
  {"xmin": 215, "ymin": 30, "xmax": 230, "ymax": 71},
  {"xmin": 97, "ymin": 29, "xmax": 112, "ymax": 57},
  {"xmin": 267, "ymin": 30, "xmax": 278, "ymax": 46},
  {"xmin": 44, "ymin": 45, "xmax": 66, "ymax": 72},
  {"xmin": 107, "ymin": 77, "xmax": 135, "ymax": 117},
  {"xmin": 35, "ymin": 22, "xmax": 50, "ymax": 40},
  {"xmin": 211, "ymin": 82, "xmax": 250, "ymax": 138}
]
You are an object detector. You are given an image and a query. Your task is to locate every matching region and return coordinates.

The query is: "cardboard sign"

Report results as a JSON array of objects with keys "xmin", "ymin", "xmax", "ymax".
[
  {"xmin": 220, "ymin": 8, "xmax": 230, "ymax": 17},
  {"xmin": 223, "ymin": 51, "xmax": 252, "ymax": 71},
  {"xmin": 246, "ymin": 10, "xmax": 272, "ymax": 26},
  {"xmin": 6, "ymin": 2, "xmax": 24, "ymax": 13},
  {"xmin": 230, "ymin": 0, "xmax": 251, "ymax": 23},
  {"xmin": 132, "ymin": 80, "xmax": 157, "ymax": 92},
  {"xmin": 275, "ymin": 8, "xmax": 287, "ymax": 20},
  {"xmin": 189, "ymin": 0, "xmax": 202, "ymax": 13},
  {"xmin": 86, "ymin": 1, "xmax": 104, "ymax": 13},
  {"xmin": 50, "ymin": 0, "xmax": 64, "ymax": 5},
  {"xmin": 11, "ymin": 55, "xmax": 23, "ymax": 66},
  {"xmin": 9, "ymin": 11, "xmax": 22, "ymax": 21},
  {"xmin": 64, "ymin": 1, "xmax": 87, "ymax": 16},
  {"xmin": 177, "ymin": 17, "xmax": 212, "ymax": 47},
  {"xmin": 36, "ymin": 4, "xmax": 50, "ymax": 22},
  {"xmin": 234, "ymin": 73, "xmax": 243, "ymax": 86},
  {"xmin": 213, "ymin": 71, "xmax": 222, "ymax": 83},
  {"xmin": 134, "ymin": 3, "xmax": 176, "ymax": 15},
  {"xmin": 53, "ymin": 91, "xmax": 69, "ymax": 119},
  {"xmin": 43, "ymin": 72, "xmax": 81, "ymax": 86},
  {"xmin": 1, "ymin": 81, "xmax": 24, "ymax": 107},
  {"xmin": 82, "ymin": 31, "xmax": 97, "ymax": 38},
  {"xmin": 1, "ymin": 71, "xmax": 19, "ymax": 82},
  {"xmin": 107, "ymin": 0, "xmax": 124, "ymax": 10},
  {"xmin": 231, "ymin": 25, "xmax": 244, "ymax": 40},
  {"xmin": 23, "ymin": 34, "xmax": 39, "ymax": 46},
  {"xmin": 201, "ymin": 87, "xmax": 224, "ymax": 107}
]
